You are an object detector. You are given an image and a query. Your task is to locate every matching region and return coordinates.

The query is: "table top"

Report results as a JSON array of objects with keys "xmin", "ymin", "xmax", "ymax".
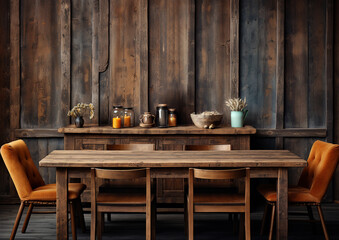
[
  {"xmin": 39, "ymin": 150, "xmax": 306, "ymax": 168},
  {"xmin": 58, "ymin": 125, "xmax": 256, "ymax": 135}
]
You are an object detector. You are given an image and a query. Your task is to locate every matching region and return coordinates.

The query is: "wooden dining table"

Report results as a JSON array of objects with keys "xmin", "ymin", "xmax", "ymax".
[{"xmin": 39, "ymin": 149, "xmax": 306, "ymax": 240}]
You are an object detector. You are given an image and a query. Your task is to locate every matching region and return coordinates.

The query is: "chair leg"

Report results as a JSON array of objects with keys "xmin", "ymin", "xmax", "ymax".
[
  {"xmin": 188, "ymin": 198, "xmax": 194, "ymax": 240},
  {"xmin": 70, "ymin": 201, "xmax": 77, "ymax": 240},
  {"xmin": 151, "ymin": 201, "xmax": 156, "ymax": 240},
  {"xmin": 97, "ymin": 212, "xmax": 103, "ymax": 240},
  {"xmin": 260, "ymin": 203, "xmax": 269, "ymax": 236},
  {"xmin": 21, "ymin": 203, "xmax": 33, "ymax": 233},
  {"xmin": 10, "ymin": 202, "xmax": 25, "ymax": 240},
  {"xmin": 317, "ymin": 205, "xmax": 329, "ymax": 240},
  {"xmin": 75, "ymin": 198, "xmax": 86, "ymax": 233},
  {"xmin": 268, "ymin": 204, "xmax": 275, "ymax": 240},
  {"xmin": 239, "ymin": 213, "xmax": 244, "ymax": 240},
  {"xmin": 245, "ymin": 210, "xmax": 251, "ymax": 240}
]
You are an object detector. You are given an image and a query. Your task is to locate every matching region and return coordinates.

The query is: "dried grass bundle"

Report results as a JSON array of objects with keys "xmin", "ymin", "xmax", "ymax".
[{"xmin": 225, "ymin": 98, "xmax": 247, "ymax": 111}]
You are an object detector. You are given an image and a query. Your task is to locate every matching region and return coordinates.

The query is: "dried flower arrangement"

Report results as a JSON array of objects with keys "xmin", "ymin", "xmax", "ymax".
[
  {"xmin": 67, "ymin": 103, "xmax": 95, "ymax": 119},
  {"xmin": 225, "ymin": 98, "xmax": 247, "ymax": 111}
]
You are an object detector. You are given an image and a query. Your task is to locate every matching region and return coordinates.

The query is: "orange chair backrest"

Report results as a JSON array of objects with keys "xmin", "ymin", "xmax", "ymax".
[
  {"xmin": 298, "ymin": 140, "xmax": 339, "ymax": 202},
  {"xmin": 1, "ymin": 139, "xmax": 45, "ymax": 200}
]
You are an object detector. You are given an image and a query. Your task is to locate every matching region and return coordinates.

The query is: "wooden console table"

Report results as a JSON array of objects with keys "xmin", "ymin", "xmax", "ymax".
[{"xmin": 58, "ymin": 125, "xmax": 256, "ymax": 203}]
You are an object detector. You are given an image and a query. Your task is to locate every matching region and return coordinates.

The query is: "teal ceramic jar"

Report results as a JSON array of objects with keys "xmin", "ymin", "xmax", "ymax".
[{"xmin": 231, "ymin": 111, "xmax": 244, "ymax": 128}]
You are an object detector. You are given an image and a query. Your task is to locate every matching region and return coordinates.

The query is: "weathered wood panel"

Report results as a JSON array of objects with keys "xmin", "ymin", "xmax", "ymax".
[
  {"xmin": 0, "ymin": 0, "xmax": 11, "ymax": 196},
  {"xmin": 285, "ymin": 0, "xmax": 327, "ymax": 129},
  {"xmin": 240, "ymin": 0, "xmax": 277, "ymax": 128},
  {"xmin": 149, "ymin": 0, "xmax": 194, "ymax": 124},
  {"xmin": 109, "ymin": 0, "xmax": 148, "ymax": 126},
  {"xmin": 195, "ymin": 0, "xmax": 231, "ymax": 120},
  {"xmin": 334, "ymin": 0, "xmax": 339, "ymax": 200},
  {"xmin": 71, "ymin": 0, "xmax": 93, "ymax": 106},
  {"xmin": 25, "ymin": 139, "xmax": 64, "ymax": 185},
  {"xmin": 20, "ymin": 1, "xmax": 63, "ymax": 128}
]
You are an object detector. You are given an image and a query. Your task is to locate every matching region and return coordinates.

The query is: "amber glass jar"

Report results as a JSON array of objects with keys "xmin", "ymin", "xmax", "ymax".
[
  {"xmin": 123, "ymin": 107, "xmax": 134, "ymax": 127},
  {"xmin": 168, "ymin": 108, "xmax": 177, "ymax": 127},
  {"xmin": 112, "ymin": 105, "xmax": 124, "ymax": 128}
]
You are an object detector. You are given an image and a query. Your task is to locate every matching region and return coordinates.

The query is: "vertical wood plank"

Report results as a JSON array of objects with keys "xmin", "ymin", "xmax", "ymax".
[
  {"xmin": 325, "ymin": 0, "xmax": 334, "ymax": 142},
  {"xmin": 61, "ymin": 0, "xmax": 71, "ymax": 126},
  {"xmin": 149, "ymin": 0, "xmax": 194, "ymax": 124},
  {"xmin": 240, "ymin": 0, "xmax": 277, "ymax": 129},
  {"xmin": 308, "ymin": 0, "xmax": 326, "ymax": 128},
  {"xmin": 196, "ymin": 0, "xmax": 231, "ymax": 122},
  {"xmin": 334, "ymin": 0, "xmax": 339, "ymax": 200},
  {"xmin": 10, "ymin": 0, "xmax": 20, "ymax": 136},
  {"xmin": 0, "ymin": 0, "xmax": 11, "ymax": 195},
  {"xmin": 276, "ymin": 167, "xmax": 288, "ymax": 240},
  {"xmin": 92, "ymin": 0, "xmax": 99, "ymax": 123},
  {"xmin": 71, "ymin": 0, "xmax": 92, "ymax": 107},
  {"xmin": 275, "ymin": 0, "xmax": 284, "ymax": 149},
  {"xmin": 110, "ymin": 0, "xmax": 148, "ymax": 126},
  {"xmin": 98, "ymin": 0, "xmax": 109, "ymax": 73},
  {"xmin": 230, "ymin": 0, "xmax": 239, "ymax": 99},
  {"xmin": 285, "ymin": 0, "xmax": 308, "ymax": 128},
  {"xmin": 56, "ymin": 167, "xmax": 68, "ymax": 240}
]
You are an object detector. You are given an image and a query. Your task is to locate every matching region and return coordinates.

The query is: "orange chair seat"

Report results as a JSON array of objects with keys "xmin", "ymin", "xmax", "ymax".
[
  {"xmin": 257, "ymin": 184, "xmax": 319, "ymax": 203},
  {"xmin": 24, "ymin": 183, "xmax": 86, "ymax": 201}
]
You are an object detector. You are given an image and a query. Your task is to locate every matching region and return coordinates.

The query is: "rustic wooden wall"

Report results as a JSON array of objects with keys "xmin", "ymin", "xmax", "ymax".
[
  {"xmin": 0, "ymin": 0, "xmax": 338, "ymax": 201},
  {"xmin": 0, "ymin": 0, "xmax": 11, "ymax": 199}
]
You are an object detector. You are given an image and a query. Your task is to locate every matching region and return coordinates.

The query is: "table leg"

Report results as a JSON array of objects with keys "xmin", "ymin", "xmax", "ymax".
[
  {"xmin": 276, "ymin": 168, "xmax": 288, "ymax": 240},
  {"xmin": 56, "ymin": 167, "xmax": 68, "ymax": 240}
]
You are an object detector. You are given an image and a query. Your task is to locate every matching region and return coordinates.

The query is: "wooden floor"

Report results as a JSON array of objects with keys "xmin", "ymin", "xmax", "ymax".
[{"xmin": 0, "ymin": 203, "xmax": 338, "ymax": 240}]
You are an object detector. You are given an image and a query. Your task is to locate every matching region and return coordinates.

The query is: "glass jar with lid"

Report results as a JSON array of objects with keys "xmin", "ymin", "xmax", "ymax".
[
  {"xmin": 123, "ymin": 107, "xmax": 134, "ymax": 127},
  {"xmin": 168, "ymin": 108, "xmax": 177, "ymax": 127},
  {"xmin": 156, "ymin": 104, "xmax": 169, "ymax": 128},
  {"xmin": 112, "ymin": 105, "xmax": 124, "ymax": 128}
]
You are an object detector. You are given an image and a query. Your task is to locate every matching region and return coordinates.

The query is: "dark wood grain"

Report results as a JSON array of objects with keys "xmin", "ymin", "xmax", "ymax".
[
  {"xmin": 56, "ymin": 168, "xmax": 68, "ymax": 240},
  {"xmin": 195, "ymin": 0, "xmax": 231, "ymax": 122},
  {"xmin": 61, "ymin": 0, "xmax": 71, "ymax": 128},
  {"xmin": 275, "ymin": 0, "xmax": 285, "ymax": 149},
  {"xmin": 334, "ymin": 0, "xmax": 339, "ymax": 201},
  {"xmin": 92, "ymin": 0, "xmax": 99, "ymax": 124},
  {"xmin": 149, "ymin": 0, "xmax": 195, "ymax": 124},
  {"xmin": 276, "ymin": 168, "xmax": 288, "ymax": 240},
  {"xmin": 239, "ymin": 0, "xmax": 277, "ymax": 129},
  {"xmin": 308, "ymin": 0, "xmax": 326, "ymax": 128},
  {"xmin": 71, "ymin": 0, "xmax": 93, "ymax": 106},
  {"xmin": 0, "ymin": 0, "xmax": 11, "ymax": 196},
  {"xmin": 21, "ymin": 1, "xmax": 62, "ymax": 128},
  {"xmin": 285, "ymin": 0, "xmax": 308, "ymax": 128},
  {"xmin": 325, "ymin": 0, "xmax": 334, "ymax": 142},
  {"xmin": 10, "ymin": 0, "xmax": 20, "ymax": 136},
  {"xmin": 109, "ymin": 0, "xmax": 148, "ymax": 126}
]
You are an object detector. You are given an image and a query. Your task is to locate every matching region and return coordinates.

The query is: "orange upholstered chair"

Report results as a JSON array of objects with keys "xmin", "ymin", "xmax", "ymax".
[
  {"xmin": 1, "ymin": 139, "xmax": 86, "ymax": 240},
  {"xmin": 258, "ymin": 140, "xmax": 339, "ymax": 240}
]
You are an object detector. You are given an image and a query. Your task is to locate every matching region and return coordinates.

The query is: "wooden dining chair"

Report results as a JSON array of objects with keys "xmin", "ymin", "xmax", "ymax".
[
  {"xmin": 91, "ymin": 168, "xmax": 156, "ymax": 240},
  {"xmin": 258, "ymin": 140, "xmax": 339, "ymax": 240},
  {"xmin": 187, "ymin": 168, "xmax": 251, "ymax": 240},
  {"xmin": 0, "ymin": 139, "xmax": 86, "ymax": 240}
]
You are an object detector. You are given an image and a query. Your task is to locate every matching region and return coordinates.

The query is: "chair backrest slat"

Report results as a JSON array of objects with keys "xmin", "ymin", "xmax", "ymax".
[
  {"xmin": 184, "ymin": 144, "xmax": 231, "ymax": 151},
  {"xmin": 107, "ymin": 144, "xmax": 155, "ymax": 151},
  {"xmin": 93, "ymin": 168, "xmax": 147, "ymax": 180},
  {"xmin": 193, "ymin": 168, "xmax": 247, "ymax": 180}
]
